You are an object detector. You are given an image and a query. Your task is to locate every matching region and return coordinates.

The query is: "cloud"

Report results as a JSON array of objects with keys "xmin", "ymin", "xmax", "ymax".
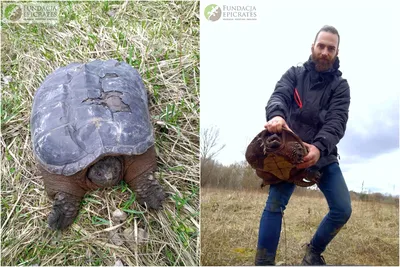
[
  {"xmin": 341, "ymin": 149, "xmax": 399, "ymax": 196},
  {"xmin": 338, "ymin": 96, "xmax": 399, "ymax": 159}
]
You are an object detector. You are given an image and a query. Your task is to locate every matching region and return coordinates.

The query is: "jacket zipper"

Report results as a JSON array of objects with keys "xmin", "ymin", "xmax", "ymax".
[{"xmin": 294, "ymin": 88, "xmax": 303, "ymax": 109}]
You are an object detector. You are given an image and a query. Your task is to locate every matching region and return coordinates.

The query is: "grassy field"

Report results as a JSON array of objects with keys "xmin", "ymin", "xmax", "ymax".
[
  {"xmin": 201, "ymin": 188, "xmax": 399, "ymax": 266},
  {"xmin": 1, "ymin": 1, "xmax": 199, "ymax": 266}
]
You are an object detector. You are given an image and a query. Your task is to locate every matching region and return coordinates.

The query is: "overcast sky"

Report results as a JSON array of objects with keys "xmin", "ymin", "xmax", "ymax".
[{"xmin": 200, "ymin": 0, "xmax": 399, "ymax": 195}]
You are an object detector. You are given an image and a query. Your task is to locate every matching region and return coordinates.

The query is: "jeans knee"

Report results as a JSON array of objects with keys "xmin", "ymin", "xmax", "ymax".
[
  {"xmin": 265, "ymin": 199, "xmax": 286, "ymax": 213},
  {"xmin": 265, "ymin": 182, "xmax": 295, "ymax": 213},
  {"xmin": 343, "ymin": 205, "xmax": 352, "ymax": 221},
  {"xmin": 331, "ymin": 204, "xmax": 352, "ymax": 224}
]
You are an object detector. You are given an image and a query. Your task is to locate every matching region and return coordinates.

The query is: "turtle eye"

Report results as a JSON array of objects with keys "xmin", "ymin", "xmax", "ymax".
[{"xmin": 97, "ymin": 172, "xmax": 102, "ymax": 177}]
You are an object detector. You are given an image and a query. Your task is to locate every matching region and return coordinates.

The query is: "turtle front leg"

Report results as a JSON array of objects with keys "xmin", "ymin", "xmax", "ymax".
[
  {"xmin": 48, "ymin": 192, "xmax": 82, "ymax": 230},
  {"xmin": 123, "ymin": 147, "xmax": 165, "ymax": 210},
  {"xmin": 128, "ymin": 172, "xmax": 165, "ymax": 210}
]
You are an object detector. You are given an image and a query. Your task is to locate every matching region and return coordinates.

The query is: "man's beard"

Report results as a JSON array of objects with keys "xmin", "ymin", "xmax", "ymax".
[{"xmin": 311, "ymin": 49, "xmax": 337, "ymax": 72}]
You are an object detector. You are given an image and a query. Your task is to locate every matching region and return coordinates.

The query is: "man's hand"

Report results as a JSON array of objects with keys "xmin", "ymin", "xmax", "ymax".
[
  {"xmin": 264, "ymin": 116, "xmax": 291, "ymax": 133},
  {"xmin": 296, "ymin": 143, "xmax": 320, "ymax": 169}
]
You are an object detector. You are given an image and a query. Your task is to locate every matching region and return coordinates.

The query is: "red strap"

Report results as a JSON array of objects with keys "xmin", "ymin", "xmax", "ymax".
[{"xmin": 294, "ymin": 88, "xmax": 303, "ymax": 109}]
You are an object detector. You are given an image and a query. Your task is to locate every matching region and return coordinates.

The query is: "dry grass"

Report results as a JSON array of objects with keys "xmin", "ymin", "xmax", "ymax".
[
  {"xmin": 201, "ymin": 188, "xmax": 399, "ymax": 266},
  {"xmin": 1, "ymin": 1, "xmax": 199, "ymax": 266}
]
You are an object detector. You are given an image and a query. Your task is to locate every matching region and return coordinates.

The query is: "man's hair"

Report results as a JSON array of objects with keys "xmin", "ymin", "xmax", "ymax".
[{"xmin": 314, "ymin": 25, "xmax": 340, "ymax": 48}]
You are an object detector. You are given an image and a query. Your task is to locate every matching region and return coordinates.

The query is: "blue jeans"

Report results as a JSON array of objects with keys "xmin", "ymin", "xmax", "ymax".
[{"xmin": 256, "ymin": 162, "xmax": 352, "ymax": 259}]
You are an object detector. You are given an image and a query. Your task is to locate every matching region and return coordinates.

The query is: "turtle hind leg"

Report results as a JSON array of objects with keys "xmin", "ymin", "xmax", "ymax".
[
  {"xmin": 48, "ymin": 192, "xmax": 82, "ymax": 230},
  {"xmin": 129, "ymin": 172, "xmax": 165, "ymax": 210},
  {"xmin": 306, "ymin": 167, "xmax": 321, "ymax": 183},
  {"xmin": 288, "ymin": 167, "xmax": 321, "ymax": 187}
]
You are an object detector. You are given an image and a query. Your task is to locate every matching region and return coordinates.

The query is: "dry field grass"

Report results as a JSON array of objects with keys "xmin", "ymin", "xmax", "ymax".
[
  {"xmin": 201, "ymin": 188, "xmax": 399, "ymax": 266},
  {"xmin": 1, "ymin": 1, "xmax": 199, "ymax": 266}
]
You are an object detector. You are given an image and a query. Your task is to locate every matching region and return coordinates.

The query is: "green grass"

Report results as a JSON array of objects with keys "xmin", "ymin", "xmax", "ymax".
[{"xmin": 1, "ymin": 1, "xmax": 199, "ymax": 266}]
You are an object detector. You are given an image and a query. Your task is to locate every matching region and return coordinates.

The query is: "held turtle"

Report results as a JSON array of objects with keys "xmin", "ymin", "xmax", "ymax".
[
  {"xmin": 245, "ymin": 126, "xmax": 321, "ymax": 187},
  {"xmin": 30, "ymin": 59, "xmax": 165, "ymax": 230}
]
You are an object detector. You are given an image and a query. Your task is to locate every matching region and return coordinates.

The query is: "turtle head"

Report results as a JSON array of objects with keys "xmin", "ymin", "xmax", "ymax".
[
  {"xmin": 87, "ymin": 156, "xmax": 123, "ymax": 187},
  {"xmin": 262, "ymin": 133, "xmax": 282, "ymax": 154}
]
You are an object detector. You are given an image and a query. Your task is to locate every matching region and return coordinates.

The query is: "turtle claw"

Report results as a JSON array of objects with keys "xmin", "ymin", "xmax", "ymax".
[
  {"xmin": 132, "ymin": 173, "xmax": 165, "ymax": 210},
  {"xmin": 48, "ymin": 192, "xmax": 81, "ymax": 230},
  {"xmin": 306, "ymin": 167, "xmax": 321, "ymax": 181},
  {"xmin": 293, "ymin": 143, "xmax": 306, "ymax": 164}
]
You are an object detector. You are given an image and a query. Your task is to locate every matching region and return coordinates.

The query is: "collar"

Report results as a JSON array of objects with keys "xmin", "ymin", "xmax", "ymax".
[{"xmin": 304, "ymin": 56, "xmax": 342, "ymax": 80}]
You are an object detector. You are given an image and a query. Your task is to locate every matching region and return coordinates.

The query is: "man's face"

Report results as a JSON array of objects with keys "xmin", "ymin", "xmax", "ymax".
[{"xmin": 311, "ymin": 31, "xmax": 339, "ymax": 72}]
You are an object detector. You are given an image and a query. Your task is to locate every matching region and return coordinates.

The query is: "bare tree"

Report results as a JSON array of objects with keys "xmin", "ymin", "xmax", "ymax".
[
  {"xmin": 200, "ymin": 126, "xmax": 225, "ymax": 186},
  {"xmin": 200, "ymin": 126, "xmax": 226, "ymax": 161}
]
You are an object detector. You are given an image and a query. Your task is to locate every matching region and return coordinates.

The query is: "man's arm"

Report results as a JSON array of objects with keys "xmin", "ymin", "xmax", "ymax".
[
  {"xmin": 265, "ymin": 66, "xmax": 297, "ymax": 122},
  {"xmin": 264, "ymin": 66, "xmax": 297, "ymax": 133},
  {"xmin": 312, "ymin": 79, "xmax": 351, "ymax": 156}
]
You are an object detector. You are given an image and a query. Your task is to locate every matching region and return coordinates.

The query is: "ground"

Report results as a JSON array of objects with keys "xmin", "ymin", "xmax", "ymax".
[
  {"xmin": 201, "ymin": 188, "xmax": 399, "ymax": 266},
  {"xmin": 1, "ymin": 1, "xmax": 199, "ymax": 265}
]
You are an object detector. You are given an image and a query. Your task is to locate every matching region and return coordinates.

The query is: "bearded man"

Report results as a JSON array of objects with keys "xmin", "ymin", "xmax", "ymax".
[{"xmin": 255, "ymin": 25, "xmax": 352, "ymax": 265}]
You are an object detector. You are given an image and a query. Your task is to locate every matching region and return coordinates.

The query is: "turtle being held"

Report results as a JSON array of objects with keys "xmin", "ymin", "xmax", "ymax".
[
  {"xmin": 30, "ymin": 59, "xmax": 165, "ymax": 230},
  {"xmin": 245, "ymin": 126, "xmax": 321, "ymax": 187}
]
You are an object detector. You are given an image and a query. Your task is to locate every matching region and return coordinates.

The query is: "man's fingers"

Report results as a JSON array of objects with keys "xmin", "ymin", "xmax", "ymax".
[
  {"xmin": 302, "ymin": 154, "xmax": 312, "ymax": 162},
  {"xmin": 296, "ymin": 162, "xmax": 309, "ymax": 169},
  {"xmin": 303, "ymin": 142, "xmax": 312, "ymax": 149},
  {"xmin": 276, "ymin": 124, "xmax": 282, "ymax": 133},
  {"xmin": 265, "ymin": 117, "xmax": 288, "ymax": 133},
  {"xmin": 297, "ymin": 159, "xmax": 315, "ymax": 169},
  {"xmin": 297, "ymin": 156, "xmax": 317, "ymax": 169},
  {"xmin": 268, "ymin": 121, "xmax": 282, "ymax": 133},
  {"xmin": 265, "ymin": 123, "xmax": 276, "ymax": 133}
]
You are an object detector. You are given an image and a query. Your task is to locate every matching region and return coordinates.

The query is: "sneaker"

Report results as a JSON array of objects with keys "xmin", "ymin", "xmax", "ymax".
[{"xmin": 301, "ymin": 244, "xmax": 326, "ymax": 265}]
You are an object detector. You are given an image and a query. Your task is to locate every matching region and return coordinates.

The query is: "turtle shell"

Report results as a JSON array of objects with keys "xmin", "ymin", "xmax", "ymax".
[
  {"xmin": 30, "ymin": 59, "xmax": 154, "ymax": 176},
  {"xmin": 245, "ymin": 127, "xmax": 310, "ymax": 184}
]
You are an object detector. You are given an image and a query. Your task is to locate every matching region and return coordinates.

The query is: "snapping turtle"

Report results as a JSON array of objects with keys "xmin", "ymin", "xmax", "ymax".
[
  {"xmin": 30, "ymin": 59, "xmax": 165, "ymax": 230},
  {"xmin": 245, "ymin": 126, "xmax": 321, "ymax": 187}
]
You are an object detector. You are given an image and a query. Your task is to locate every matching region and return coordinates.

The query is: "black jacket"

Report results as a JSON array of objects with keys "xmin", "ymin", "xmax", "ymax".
[{"xmin": 265, "ymin": 56, "xmax": 350, "ymax": 169}]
